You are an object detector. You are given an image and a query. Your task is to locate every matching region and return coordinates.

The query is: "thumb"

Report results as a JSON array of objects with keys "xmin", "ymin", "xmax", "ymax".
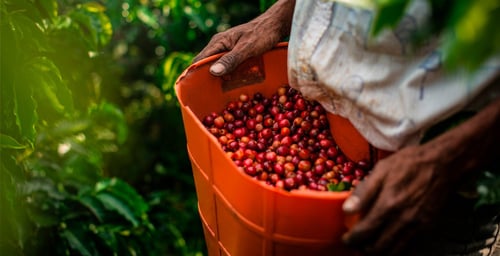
[
  {"xmin": 209, "ymin": 51, "xmax": 242, "ymax": 76},
  {"xmin": 343, "ymin": 172, "xmax": 383, "ymax": 214}
]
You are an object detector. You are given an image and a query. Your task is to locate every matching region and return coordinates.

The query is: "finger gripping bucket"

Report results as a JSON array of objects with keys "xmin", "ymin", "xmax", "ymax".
[{"xmin": 175, "ymin": 43, "xmax": 358, "ymax": 256}]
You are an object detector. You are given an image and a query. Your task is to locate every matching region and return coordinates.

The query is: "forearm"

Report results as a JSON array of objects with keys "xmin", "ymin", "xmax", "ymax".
[
  {"xmin": 251, "ymin": 0, "xmax": 296, "ymax": 39},
  {"xmin": 423, "ymin": 96, "xmax": 500, "ymax": 184}
]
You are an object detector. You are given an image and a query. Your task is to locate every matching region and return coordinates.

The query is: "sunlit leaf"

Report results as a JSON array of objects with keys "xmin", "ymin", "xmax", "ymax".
[
  {"xmin": 8, "ymin": 11, "xmax": 50, "ymax": 57},
  {"xmin": 0, "ymin": 133, "xmax": 26, "ymax": 149},
  {"xmin": 38, "ymin": 0, "xmax": 58, "ymax": 20},
  {"xmin": 137, "ymin": 6, "xmax": 159, "ymax": 29},
  {"xmin": 69, "ymin": 10, "xmax": 100, "ymax": 50},
  {"xmin": 167, "ymin": 0, "xmax": 183, "ymax": 19},
  {"xmin": 162, "ymin": 52, "xmax": 194, "ymax": 94},
  {"xmin": 443, "ymin": 0, "xmax": 500, "ymax": 71},
  {"xmin": 73, "ymin": 3, "xmax": 113, "ymax": 47},
  {"xmin": 13, "ymin": 75, "xmax": 37, "ymax": 143},
  {"xmin": 94, "ymin": 11, "xmax": 113, "ymax": 47},
  {"xmin": 81, "ymin": 2, "xmax": 106, "ymax": 13},
  {"xmin": 53, "ymin": 15, "xmax": 72, "ymax": 29},
  {"xmin": 28, "ymin": 56, "xmax": 73, "ymax": 114}
]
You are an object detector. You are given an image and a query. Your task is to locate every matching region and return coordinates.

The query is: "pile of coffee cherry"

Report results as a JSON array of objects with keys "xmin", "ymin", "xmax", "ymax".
[{"xmin": 202, "ymin": 85, "xmax": 371, "ymax": 191}]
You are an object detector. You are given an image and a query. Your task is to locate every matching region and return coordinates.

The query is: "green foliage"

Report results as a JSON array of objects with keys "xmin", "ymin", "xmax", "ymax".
[
  {"xmin": 371, "ymin": 0, "xmax": 500, "ymax": 71},
  {"xmin": 0, "ymin": 0, "xmax": 152, "ymax": 255},
  {"xmin": 162, "ymin": 52, "xmax": 195, "ymax": 102},
  {"xmin": 1, "ymin": 0, "xmax": 272, "ymax": 255},
  {"xmin": 260, "ymin": 0, "xmax": 277, "ymax": 13},
  {"xmin": 327, "ymin": 181, "xmax": 352, "ymax": 192},
  {"xmin": 477, "ymin": 171, "xmax": 500, "ymax": 207},
  {"xmin": 22, "ymin": 123, "xmax": 155, "ymax": 253}
]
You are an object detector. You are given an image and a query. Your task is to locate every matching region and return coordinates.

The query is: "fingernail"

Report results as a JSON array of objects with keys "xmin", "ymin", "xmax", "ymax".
[
  {"xmin": 210, "ymin": 63, "xmax": 226, "ymax": 75},
  {"xmin": 343, "ymin": 196, "xmax": 360, "ymax": 212}
]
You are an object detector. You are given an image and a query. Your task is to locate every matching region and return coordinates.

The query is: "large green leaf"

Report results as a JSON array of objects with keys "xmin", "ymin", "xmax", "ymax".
[
  {"xmin": 13, "ymin": 75, "xmax": 37, "ymax": 144},
  {"xmin": 95, "ymin": 191, "xmax": 140, "ymax": 227},
  {"xmin": 0, "ymin": 133, "xmax": 27, "ymax": 149},
  {"xmin": 162, "ymin": 52, "xmax": 194, "ymax": 95},
  {"xmin": 80, "ymin": 2, "xmax": 106, "ymax": 12},
  {"xmin": 79, "ymin": 194, "xmax": 106, "ymax": 222},
  {"xmin": 86, "ymin": 6, "xmax": 113, "ymax": 47},
  {"xmin": 136, "ymin": 5, "xmax": 159, "ymax": 29},
  {"xmin": 95, "ymin": 178, "xmax": 149, "ymax": 216},
  {"xmin": 69, "ymin": 2, "xmax": 113, "ymax": 51},
  {"xmin": 8, "ymin": 10, "xmax": 50, "ymax": 54},
  {"xmin": 28, "ymin": 56, "xmax": 74, "ymax": 114},
  {"xmin": 61, "ymin": 229, "xmax": 93, "ymax": 256},
  {"xmin": 67, "ymin": 10, "xmax": 98, "ymax": 50}
]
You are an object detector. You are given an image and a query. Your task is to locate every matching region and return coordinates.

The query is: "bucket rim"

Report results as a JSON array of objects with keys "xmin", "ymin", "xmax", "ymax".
[
  {"xmin": 175, "ymin": 41, "xmax": 352, "ymax": 200},
  {"xmin": 175, "ymin": 42, "xmax": 289, "ymax": 88}
]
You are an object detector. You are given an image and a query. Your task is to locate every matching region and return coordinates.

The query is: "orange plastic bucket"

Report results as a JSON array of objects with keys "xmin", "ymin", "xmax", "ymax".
[
  {"xmin": 326, "ymin": 114, "xmax": 392, "ymax": 163},
  {"xmin": 175, "ymin": 43, "xmax": 361, "ymax": 256}
]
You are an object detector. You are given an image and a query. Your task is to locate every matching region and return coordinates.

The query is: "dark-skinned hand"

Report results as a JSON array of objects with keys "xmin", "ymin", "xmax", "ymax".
[
  {"xmin": 342, "ymin": 145, "xmax": 452, "ymax": 255},
  {"xmin": 342, "ymin": 97, "xmax": 500, "ymax": 255},
  {"xmin": 192, "ymin": 0, "xmax": 295, "ymax": 76}
]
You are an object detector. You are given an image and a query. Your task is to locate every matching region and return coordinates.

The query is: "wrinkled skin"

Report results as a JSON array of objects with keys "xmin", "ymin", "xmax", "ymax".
[
  {"xmin": 342, "ymin": 146, "xmax": 455, "ymax": 255},
  {"xmin": 192, "ymin": 0, "xmax": 296, "ymax": 76},
  {"xmin": 342, "ymin": 96, "xmax": 500, "ymax": 255},
  {"xmin": 194, "ymin": 1, "xmax": 500, "ymax": 254}
]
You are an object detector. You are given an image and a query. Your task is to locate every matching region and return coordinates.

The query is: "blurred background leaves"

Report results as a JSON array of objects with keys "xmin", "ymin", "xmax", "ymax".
[
  {"xmin": 371, "ymin": 0, "xmax": 499, "ymax": 71},
  {"xmin": 1, "ymin": 0, "xmax": 270, "ymax": 255}
]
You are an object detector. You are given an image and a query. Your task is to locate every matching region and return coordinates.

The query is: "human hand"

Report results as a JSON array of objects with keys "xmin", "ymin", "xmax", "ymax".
[
  {"xmin": 192, "ymin": 0, "xmax": 295, "ymax": 76},
  {"xmin": 341, "ymin": 96, "xmax": 500, "ymax": 255},
  {"xmin": 341, "ymin": 145, "xmax": 454, "ymax": 255}
]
